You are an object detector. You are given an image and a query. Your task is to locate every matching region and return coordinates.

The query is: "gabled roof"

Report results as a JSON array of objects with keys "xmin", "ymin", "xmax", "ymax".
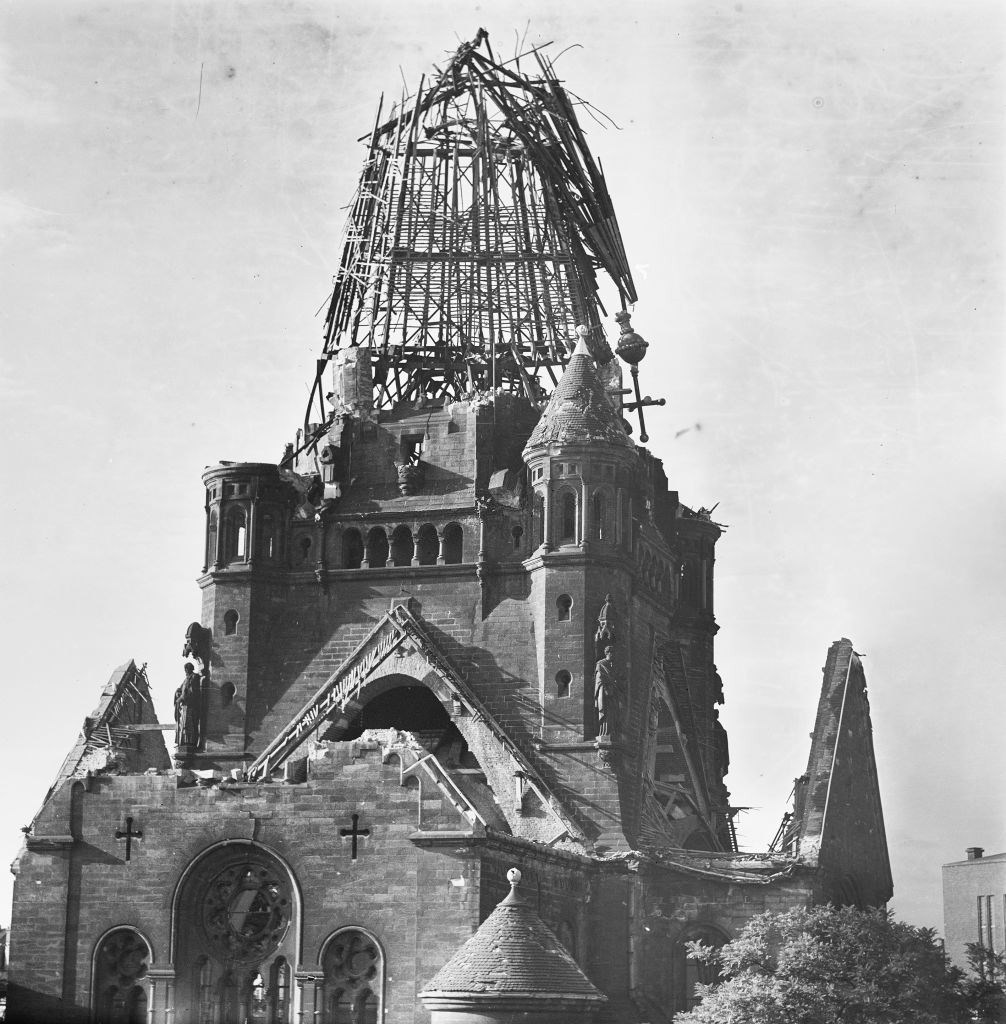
[
  {"xmin": 523, "ymin": 337, "xmax": 633, "ymax": 454},
  {"xmin": 420, "ymin": 869, "xmax": 605, "ymax": 1005}
]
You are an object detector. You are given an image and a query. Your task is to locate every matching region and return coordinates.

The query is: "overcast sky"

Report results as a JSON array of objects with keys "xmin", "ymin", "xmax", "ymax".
[{"xmin": 1, "ymin": 0, "xmax": 1003, "ymax": 934}]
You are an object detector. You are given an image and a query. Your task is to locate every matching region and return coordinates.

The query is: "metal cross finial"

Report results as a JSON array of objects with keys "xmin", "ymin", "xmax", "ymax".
[{"xmin": 114, "ymin": 816, "xmax": 143, "ymax": 861}]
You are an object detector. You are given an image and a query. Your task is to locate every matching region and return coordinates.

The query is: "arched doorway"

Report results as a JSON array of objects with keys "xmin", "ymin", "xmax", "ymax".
[{"xmin": 173, "ymin": 842, "xmax": 299, "ymax": 1024}]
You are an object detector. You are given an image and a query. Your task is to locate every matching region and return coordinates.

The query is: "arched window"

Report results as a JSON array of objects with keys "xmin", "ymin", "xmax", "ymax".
[
  {"xmin": 415, "ymin": 524, "xmax": 439, "ymax": 565},
  {"xmin": 365, "ymin": 528, "xmax": 389, "ymax": 568},
  {"xmin": 535, "ymin": 494, "xmax": 545, "ymax": 548},
  {"xmin": 224, "ymin": 609, "xmax": 239, "ymax": 636},
  {"xmin": 556, "ymin": 594, "xmax": 572, "ymax": 622},
  {"xmin": 270, "ymin": 957, "xmax": 291, "ymax": 1024},
  {"xmin": 390, "ymin": 526, "xmax": 414, "ymax": 567},
  {"xmin": 592, "ymin": 491, "xmax": 605, "ymax": 541},
  {"xmin": 321, "ymin": 929, "xmax": 383, "ymax": 1024},
  {"xmin": 224, "ymin": 507, "xmax": 248, "ymax": 563},
  {"xmin": 298, "ymin": 535, "xmax": 313, "ymax": 565},
  {"xmin": 342, "ymin": 529, "xmax": 363, "ymax": 570},
  {"xmin": 560, "ymin": 492, "xmax": 577, "ymax": 544},
  {"xmin": 511, "ymin": 524, "xmax": 523, "ymax": 551},
  {"xmin": 674, "ymin": 925, "xmax": 728, "ymax": 1012},
  {"xmin": 206, "ymin": 509, "xmax": 218, "ymax": 569},
  {"xmin": 220, "ymin": 681, "xmax": 236, "ymax": 708},
  {"xmin": 555, "ymin": 670, "xmax": 571, "ymax": 698},
  {"xmin": 92, "ymin": 927, "xmax": 152, "ymax": 1024},
  {"xmin": 259, "ymin": 514, "xmax": 276, "ymax": 561},
  {"xmin": 196, "ymin": 957, "xmax": 214, "ymax": 1024},
  {"xmin": 247, "ymin": 970, "xmax": 268, "ymax": 1022},
  {"xmin": 174, "ymin": 844, "xmax": 299, "ymax": 1024},
  {"xmin": 442, "ymin": 523, "xmax": 463, "ymax": 564}
]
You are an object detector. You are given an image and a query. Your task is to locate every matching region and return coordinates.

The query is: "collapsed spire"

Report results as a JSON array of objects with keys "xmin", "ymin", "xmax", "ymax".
[{"xmin": 309, "ymin": 29, "xmax": 638, "ymax": 420}]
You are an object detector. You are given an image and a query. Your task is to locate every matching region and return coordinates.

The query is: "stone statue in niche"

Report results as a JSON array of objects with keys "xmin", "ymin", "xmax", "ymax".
[
  {"xmin": 174, "ymin": 663, "xmax": 201, "ymax": 748},
  {"xmin": 594, "ymin": 594, "xmax": 616, "ymax": 660},
  {"xmin": 594, "ymin": 646, "xmax": 620, "ymax": 737}
]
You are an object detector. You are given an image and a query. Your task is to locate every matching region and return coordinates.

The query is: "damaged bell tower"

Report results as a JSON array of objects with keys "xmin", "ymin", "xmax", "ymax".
[{"xmin": 9, "ymin": 30, "xmax": 891, "ymax": 1024}]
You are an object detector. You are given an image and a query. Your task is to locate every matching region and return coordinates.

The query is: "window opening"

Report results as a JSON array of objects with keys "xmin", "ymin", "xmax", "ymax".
[
  {"xmin": 511, "ymin": 525, "xmax": 523, "ymax": 551},
  {"xmin": 342, "ymin": 529, "xmax": 363, "ymax": 569},
  {"xmin": 556, "ymin": 594, "xmax": 572, "ymax": 621},
  {"xmin": 224, "ymin": 610, "xmax": 239, "ymax": 636},
  {"xmin": 592, "ymin": 492, "xmax": 605, "ymax": 541},
  {"xmin": 555, "ymin": 671, "xmax": 571, "ymax": 698},
  {"xmin": 365, "ymin": 528, "xmax": 389, "ymax": 568},
  {"xmin": 322, "ymin": 930, "xmax": 383, "ymax": 1024},
  {"xmin": 298, "ymin": 536, "xmax": 312, "ymax": 564},
  {"xmin": 416, "ymin": 524, "xmax": 439, "ymax": 565},
  {"xmin": 561, "ymin": 493, "xmax": 576, "ymax": 543},
  {"xmin": 271, "ymin": 958, "xmax": 290, "ymax": 1024},
  {"xmin": 401, "ymin": 434, "xmax": 424, "ymax": 466},
  {"xmin": 390, "ymin": 526, "xmax": 414, "ymax": 567},
  {"xmin": 442, "ymin": 523, "xmax": 463, "ymax": 564}
]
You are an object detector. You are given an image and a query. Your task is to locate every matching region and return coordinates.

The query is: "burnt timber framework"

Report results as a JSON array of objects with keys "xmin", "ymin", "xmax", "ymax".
[{"xmin": 305, "ymin": 29, "xmax": 652, "ymax": 432}]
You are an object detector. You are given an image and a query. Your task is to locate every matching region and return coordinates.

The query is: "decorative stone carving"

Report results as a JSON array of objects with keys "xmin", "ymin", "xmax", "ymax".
[
  {"xmin": 200, "ymin": 861, "xmax": 292, "ymax": 966},
  {"xmin": 594, "ymin": 646, "xmax": 619, "ymax": 737},
  {"xmin": 175, "ymin": 664, "xmax": 201, "ymax": 749},
  {"xmin": 182, "ymin": 621, "xmax": 212, "ymax": 670},
  {"xmin": 395, "ymin": 461, "xmax": 424, "ymax": 496},
  {"xmin": 594, "ymin": 594, "xmax": 616, "ymax": 660}
]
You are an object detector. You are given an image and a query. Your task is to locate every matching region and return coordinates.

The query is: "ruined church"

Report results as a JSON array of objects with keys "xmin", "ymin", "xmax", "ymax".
[{"xmin": 8, "ymin": 31, "xmax": 891, "ymax": 1024}]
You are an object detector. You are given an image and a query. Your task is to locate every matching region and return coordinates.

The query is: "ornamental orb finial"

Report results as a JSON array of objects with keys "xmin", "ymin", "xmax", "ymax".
[
  {"xmin": 507, "ymin": 867, "xmax": 522, "ymax": 887},
  {"xmin": 614, "ymin": 309, "xmax": 648, "ymax": 365}
]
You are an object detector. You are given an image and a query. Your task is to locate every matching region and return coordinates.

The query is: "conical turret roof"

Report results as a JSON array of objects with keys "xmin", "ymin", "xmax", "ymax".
[
  {"xmin": 419, "ymin": 868, "xmax": 605, "ymax": 1005},
  {"xmin": 523, "ymin": 337, "xmax": 633, "ymax": 454}
]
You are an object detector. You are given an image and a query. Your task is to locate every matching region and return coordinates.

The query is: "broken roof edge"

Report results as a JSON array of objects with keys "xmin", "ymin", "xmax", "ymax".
[
  {"xmin": 28, "ymin": 660, "xmax": 169, "ymax": 831},
  {"xmin": 611, "ymin": 846, "xmax": 804, "ymax": 885},
  {"xmin": 795, "ymin": 638, "xmax": 893, "ymax": 898}
]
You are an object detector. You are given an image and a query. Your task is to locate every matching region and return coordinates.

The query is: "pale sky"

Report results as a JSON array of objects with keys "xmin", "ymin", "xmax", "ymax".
[{"xmin": 1, "ymin": 0, "xmax": 1003, "ymax": 934}]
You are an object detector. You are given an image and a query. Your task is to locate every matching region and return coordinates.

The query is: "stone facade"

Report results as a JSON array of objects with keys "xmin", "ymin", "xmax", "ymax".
[
  {"xmin": 8, "ymin": 348, "xmax": 892, "ymax": 1024},
  {"xmin": 8, "ymin": 33, "xmax": 892, "ymax": 1024}
]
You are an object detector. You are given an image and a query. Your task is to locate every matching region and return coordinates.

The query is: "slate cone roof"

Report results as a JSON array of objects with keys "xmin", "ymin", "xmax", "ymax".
[
  {"xmin": 523, "ymin": 336, "xmax": 632, "ymax": 453},
  {"xmin": 420, "ymin": 869, "xmax": 606, "ymax": 1006}
]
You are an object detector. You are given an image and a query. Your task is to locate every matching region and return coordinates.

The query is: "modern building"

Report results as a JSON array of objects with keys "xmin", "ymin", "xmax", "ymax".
[
  {"xmin": 7, "ymin": 32, "xmax": 892, "ymax": 1024},
  {"xmin": 943, "ymin": 847, "xmax": 1006, "ymax": 972}
]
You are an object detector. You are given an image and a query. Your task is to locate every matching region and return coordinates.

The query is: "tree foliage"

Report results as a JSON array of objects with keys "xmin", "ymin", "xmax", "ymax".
[
  {"xmin": 675, "ymin": 904, "xmax": 970, "ymax": 1024},
  {"xmin": 962, "ymin": 942, "xmax": 1006, "ymax": 1024}
]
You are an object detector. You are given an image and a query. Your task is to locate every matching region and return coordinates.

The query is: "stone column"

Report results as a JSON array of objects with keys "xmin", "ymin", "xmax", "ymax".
[
  {"xmin": 247, "ymin": 494, "xmax": 259, "ymax": 567},
  {"xmin": 411, "ymin": 523, "xmax": 420, "ymax": 566},
  {"xmin": 437, "ymin": 528, "xmax": 446, "ymax": 565}
]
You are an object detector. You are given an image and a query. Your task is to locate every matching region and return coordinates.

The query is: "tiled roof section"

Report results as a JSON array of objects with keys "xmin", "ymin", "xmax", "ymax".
[
  {"xmin": 523, "ymin": 339, "xmax": 632, "ymax": 454},
  {"xmin": 422, "ymin": 875, "xmax": 604, "ymax": 999}
]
